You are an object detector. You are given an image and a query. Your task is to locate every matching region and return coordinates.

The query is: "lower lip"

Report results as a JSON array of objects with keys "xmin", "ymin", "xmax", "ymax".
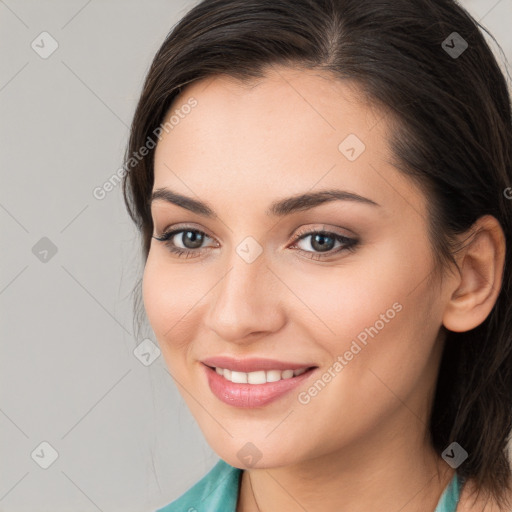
[{"xmin": 203, "ymin": 364, "xmax": 317, "ymax": 408}]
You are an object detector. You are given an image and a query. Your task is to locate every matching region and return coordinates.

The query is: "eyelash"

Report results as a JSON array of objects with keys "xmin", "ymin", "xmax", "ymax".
[{"xmin": 152, "ymin": 225, "xmax": 358, "ymax": 261}]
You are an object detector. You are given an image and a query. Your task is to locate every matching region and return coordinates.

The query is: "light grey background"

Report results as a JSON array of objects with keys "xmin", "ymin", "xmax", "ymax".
[{"xmin": 1, "ymin": 1, "xmax": 511, "ymax": 511}]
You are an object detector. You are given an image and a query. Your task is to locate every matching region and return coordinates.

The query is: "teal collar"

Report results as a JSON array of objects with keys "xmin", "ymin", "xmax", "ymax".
[{"xmin": 434, "ymin": 472, "xmax": 462, "ymax": 512}]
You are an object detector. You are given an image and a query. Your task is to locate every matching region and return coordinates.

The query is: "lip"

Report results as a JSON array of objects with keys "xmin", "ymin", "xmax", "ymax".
[
  {"xmin": 202, "ymin": 361, "xmax": 318, "ymax": 408},
  {"xmin": 201, "ymin": 356, "xmax": 317, "ymax": 373}
]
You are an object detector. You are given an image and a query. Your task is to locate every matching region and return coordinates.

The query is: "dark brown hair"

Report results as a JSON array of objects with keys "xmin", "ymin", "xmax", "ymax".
[{"xmin": 123, "ymin": 0, "xmax": 512, "ymax": 506}]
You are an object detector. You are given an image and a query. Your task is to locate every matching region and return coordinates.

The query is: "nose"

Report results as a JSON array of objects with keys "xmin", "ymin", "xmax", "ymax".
[{"xmin": 203, "ymin": 250, "xmax": 286, "ymax": 343}]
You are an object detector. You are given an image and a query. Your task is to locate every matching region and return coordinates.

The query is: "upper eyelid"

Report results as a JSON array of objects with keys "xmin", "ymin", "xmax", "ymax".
[
  {"xmin": 156, "ymin": 223, "xmax": 216, "ymax": 241},
  {"xmin": 155, "ymin": 225, "xmax": 356, "ymax": 245}
]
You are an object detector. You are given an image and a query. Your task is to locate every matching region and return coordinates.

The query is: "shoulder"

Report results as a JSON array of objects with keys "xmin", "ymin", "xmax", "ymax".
[
  {"xmin": 457, "ymin": 476, "xmax": 512, "ymax": 512},
  {"xmin": 155, "ymin": 459, "xmax": 242, "ymax": 512}
]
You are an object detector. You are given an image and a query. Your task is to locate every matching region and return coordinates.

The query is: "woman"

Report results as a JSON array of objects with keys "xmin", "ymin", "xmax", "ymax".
[{"xmin": 122, "ymin": 0, "xmax": 512, "ymax": 510}]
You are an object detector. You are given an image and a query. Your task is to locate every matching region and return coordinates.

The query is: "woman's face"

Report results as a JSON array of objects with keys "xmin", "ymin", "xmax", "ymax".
[{"xmin": 144, "ymin": 66, "xmax": 451, "ymax": 469}]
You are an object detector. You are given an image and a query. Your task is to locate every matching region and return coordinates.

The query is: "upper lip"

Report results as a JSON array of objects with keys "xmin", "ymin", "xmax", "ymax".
[{"xmin": 201, "ymin": 356, "xmax": 317, "ymax": 373}]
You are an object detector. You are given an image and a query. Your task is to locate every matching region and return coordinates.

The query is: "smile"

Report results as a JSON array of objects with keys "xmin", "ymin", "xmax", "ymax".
[
  {"xmin": 202, "ymin": 362, "xmax": 318, "ymax": 408},
  {"xmin": 211, "ymin": 366, "xmax": 309, "ymax": 384}
]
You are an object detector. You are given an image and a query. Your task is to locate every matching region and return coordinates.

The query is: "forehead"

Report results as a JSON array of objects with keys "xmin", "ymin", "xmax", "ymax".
[
  {"xmin": 165, "ymin": 67, "xmax": 380, "ymax": 148},
  {"xmin": 152, "ymin": 66, "xmax": 426, "ymax": 220}
]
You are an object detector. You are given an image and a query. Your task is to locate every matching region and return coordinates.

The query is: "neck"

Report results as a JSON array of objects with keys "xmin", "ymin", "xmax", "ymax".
[{"xmin": 237, "ymin": 422, "xmax": 454, "ymax": 512}]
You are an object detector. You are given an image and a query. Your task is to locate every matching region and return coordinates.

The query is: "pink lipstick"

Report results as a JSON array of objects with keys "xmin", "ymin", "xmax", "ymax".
[{"xmin": 201, "ymin": 357, "xmax": 317, "ymax": 408}]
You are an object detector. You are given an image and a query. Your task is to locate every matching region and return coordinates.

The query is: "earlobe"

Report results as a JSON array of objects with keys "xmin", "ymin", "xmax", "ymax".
[{"xmin": 442, "ymin": 215, "xmax": 506, "ymax": 333}]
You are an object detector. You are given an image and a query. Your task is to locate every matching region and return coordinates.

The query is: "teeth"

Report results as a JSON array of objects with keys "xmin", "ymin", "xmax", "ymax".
[
  {"xmin": 248, "ymin": 371, "xmax": 266, "ymax": 384},
  {"xmin": 214, "ymin": 366, "xmax": 310, "ymax": 384},
  {"xmin": 266, "ymin": 370, "xmax": 281, "ymax": 382},
  {"xmin": 230, "ymin": 371, "xmax": 247, "ymax": 384}
]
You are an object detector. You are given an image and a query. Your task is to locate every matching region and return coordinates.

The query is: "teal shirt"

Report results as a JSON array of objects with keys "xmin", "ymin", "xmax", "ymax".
[{"xmin": 156, "ymin": 459, "xmax": 462, "ymax": 512}]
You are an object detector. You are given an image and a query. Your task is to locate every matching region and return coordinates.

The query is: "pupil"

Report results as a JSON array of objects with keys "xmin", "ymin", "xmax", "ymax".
[
  {"xmin": 183, "ymin": 231, "xmax": 203, "ymax": 249},
  {"xmin": 312, "ymin": 233, "xmax": 334, "ymax": 252}
]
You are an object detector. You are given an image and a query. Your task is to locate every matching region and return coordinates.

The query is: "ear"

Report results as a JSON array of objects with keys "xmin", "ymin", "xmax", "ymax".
[{"xmin": 442, "ymin": 215, "xmax": 506, "ymax": 333}]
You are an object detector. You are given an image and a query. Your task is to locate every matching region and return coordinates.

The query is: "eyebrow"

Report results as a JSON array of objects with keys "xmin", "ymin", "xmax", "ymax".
[{"xmin": 150, "ymin": 187, "xmax": 380, "ymax": 218}]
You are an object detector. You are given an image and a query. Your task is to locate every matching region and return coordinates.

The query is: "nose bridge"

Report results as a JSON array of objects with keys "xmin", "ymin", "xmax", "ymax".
[{"xmin": 205, "ymin": 241, "xmax": 283, "ymax": 341}]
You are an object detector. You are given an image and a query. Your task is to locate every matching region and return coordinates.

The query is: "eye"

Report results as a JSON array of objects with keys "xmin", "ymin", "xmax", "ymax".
[
  {"xmin": 152, "ymin": 227, "xmax": 217, "ymax": 258},
  {"xmin": 289, "ymin": 227, "xmax": 358, "ymax": 261},
  {"xmin": 152, "ymin": 225, "xmax": 358, "ymax": 260}
]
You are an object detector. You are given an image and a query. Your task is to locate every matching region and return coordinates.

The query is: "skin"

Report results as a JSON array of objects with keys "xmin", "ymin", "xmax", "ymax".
[{"xmin": 143, "ymin": 66, "xmax": 507, "ymax": 511}]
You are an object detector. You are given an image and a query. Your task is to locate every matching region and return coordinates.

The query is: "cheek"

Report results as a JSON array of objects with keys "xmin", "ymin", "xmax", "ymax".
[
  {"xmin": 142, "ymin": 251, "xmax": 204, "ymax": 370},
  {"xmin": 288, "ymin": 236, "xmax": 441, "ymax": 404},
  {"xmin": 275, "ymin": 238, "xmax": 426, "ymax": 357},
  {"xmin": 305, "ymin": 288, "xmax": 442, "ymax": 455}
]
